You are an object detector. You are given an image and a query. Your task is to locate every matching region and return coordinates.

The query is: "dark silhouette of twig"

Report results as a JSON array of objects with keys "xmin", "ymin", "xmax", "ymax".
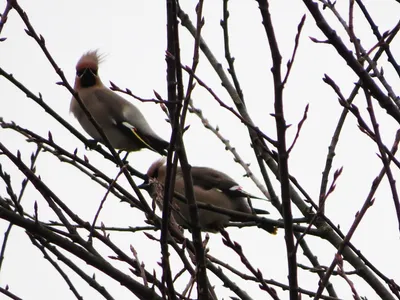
[
  {"xmin": 221, "ymin": 0, "xmax": 245, "ymax": 103},
  {"xmin": 89, "ymin": 165, "xmax": 127, "ymax": 243},
  {"xmin": 314, "ymin": 131, "xmax": 400, "ymax": 299},
  {"xmin": 0, "ymin": 1, "xmax": 12, "ymax": 37},
  {"xmin": 0, "ymin": 145, "xmax": 41, "ymax": 272},
  {"xmin": 221, "ymin": 229, "xmax": 280, "ymax": 300},
  {"xmin": 305, "ymin": 0, "xmax": 400, "ymax": 122},
  {"xmin": 287, "ymin": 104, "xmax": 309, "ymax": 154},
  {"xmin": 255, "ymin": 1, "xmax": 298, "ymax": 298},
  {"xmin": 0, "ymin": 286, "xmax": 23, "ymax": 300},
  {"xmin": 282, "ymin": 15, "xmax": 306, "ymax": 87}
]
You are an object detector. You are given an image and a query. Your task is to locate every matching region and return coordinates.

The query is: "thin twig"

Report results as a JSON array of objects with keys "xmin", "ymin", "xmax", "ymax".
[
  {"xmin": 0, "ymin": 2, "xmax": 12, "ymax": 38},
  {"xmin": 0, "ymin": 145, "xmax": 41, "ymax": 271},
  {"xmin": 256, "ymin": 1, "xmax": 298, "ymax": 298},
  {"xmin": 221, "ymin": 0, "xmax": 245, "ymax": 103},
  {"xmin": 89, "ymin": 165, "xmax": 127, "ymax": 242},
  {"xmin": 221, "ymin": 229, "xmax": 280, "ymax": 300},
  {"xmin": 314, "ymin": 131, "xmax": 400, "ymax": 299},
  {"xmin": 282, "ymin": 15, "xmax": 306, "ymax": 87},
  {"xmin": 287, "ymin": 104, "xmax": 309, "ymax": 154}
]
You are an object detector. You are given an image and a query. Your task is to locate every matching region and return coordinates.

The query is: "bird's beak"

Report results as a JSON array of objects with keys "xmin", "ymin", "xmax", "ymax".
[{"xmin": 137, "ymin": 181, "xmax": 150, "ymax": 190}]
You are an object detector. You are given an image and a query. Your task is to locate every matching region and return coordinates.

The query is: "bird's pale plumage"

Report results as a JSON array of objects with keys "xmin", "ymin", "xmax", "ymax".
[
  {"xmin": 70, "ymin": 50, "xmax": 169, "ymax": 155},
  {"xmin": 142, "ymin": 159, "xmax": 276, "ymax": 233}
]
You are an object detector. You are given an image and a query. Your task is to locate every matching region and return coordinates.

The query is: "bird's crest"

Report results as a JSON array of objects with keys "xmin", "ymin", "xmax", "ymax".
[
  {"xmin": 76, "ymin": 50, "xmax": 104, "ymax": 71},
  {"xmin": 147, "ymin": 158, "xmax": 167, "ymax": 178}
]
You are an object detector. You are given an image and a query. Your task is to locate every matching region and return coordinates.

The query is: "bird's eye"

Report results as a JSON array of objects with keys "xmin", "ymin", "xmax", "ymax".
[{"xmin": 76, "ymin": 69, "xmax": 84, "ymax": 77}]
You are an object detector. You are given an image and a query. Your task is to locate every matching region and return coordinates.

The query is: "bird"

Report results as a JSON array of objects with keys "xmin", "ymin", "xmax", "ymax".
[
  {"xmin": 139, "ymin": 158, "xmax": 276, "ymax": 233},
  {"xmin": 70, "ymin": 50, "xmax": 169, "ymax": 155}
]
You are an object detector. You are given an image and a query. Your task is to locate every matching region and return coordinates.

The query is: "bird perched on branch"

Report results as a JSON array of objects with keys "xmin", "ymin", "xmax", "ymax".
[
  {"xmin": 140, "ymin": 159, "xmax": 277, "ymax": 234},
  {"xmin": 70, "ymin": 50, "xmax": 169, "ymax": 155}
]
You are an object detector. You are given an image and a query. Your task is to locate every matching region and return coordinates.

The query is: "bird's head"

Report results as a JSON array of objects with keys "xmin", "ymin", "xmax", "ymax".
[
  {"xmin": 75, "ymin": 50, "xmax": 104, "ymax": 89},
  {"xmin": 138, "ymin": 158, "xmax": 167, "ymax": 190}
]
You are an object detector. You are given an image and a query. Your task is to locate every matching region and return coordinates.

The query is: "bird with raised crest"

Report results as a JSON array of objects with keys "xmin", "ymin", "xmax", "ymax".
[{"xmin": 70, "ymin": 50, "xmax": 169, "ymax": 155}]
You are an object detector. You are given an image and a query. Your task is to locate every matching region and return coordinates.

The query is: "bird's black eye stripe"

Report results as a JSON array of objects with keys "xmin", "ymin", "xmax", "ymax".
[
  {"xmin": 153, "ymin": 168, "xmax": 159, "ymax": 179},
  {"xmin": 76, "ymin": 68, "xmax": 98, "ymax": 77}
]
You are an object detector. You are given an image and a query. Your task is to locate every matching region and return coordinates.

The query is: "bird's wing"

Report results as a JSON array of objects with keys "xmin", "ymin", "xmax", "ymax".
[
  {"xmin": 117, "ymin": 121, "xmax": 168, "ymax": 155},
  {"xmin": 190, "ymin": 167, "xmax": 262, "ymax": 199},
  {"xmin": 94, "ymin": 89, "xmax": 168, "ymax": 154},
  {"xmin": 93, "ymin": 88, "xmax": 140, "ymax": 123}
]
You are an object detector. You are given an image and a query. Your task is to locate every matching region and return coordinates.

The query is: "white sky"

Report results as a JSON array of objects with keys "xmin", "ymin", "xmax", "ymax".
[{"xmin": 1, "ymin": 0, "xmax": 400, "ymax": 299}]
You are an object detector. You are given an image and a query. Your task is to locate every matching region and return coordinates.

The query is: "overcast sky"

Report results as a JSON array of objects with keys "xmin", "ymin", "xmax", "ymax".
[{"xmin": 1, "ymin": 0, "xmax": 400, "ymax": 299}]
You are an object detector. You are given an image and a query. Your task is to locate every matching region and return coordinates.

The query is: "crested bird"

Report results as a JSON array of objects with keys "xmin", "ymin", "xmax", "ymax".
[
  {"xmin": 70, "ymin": 50, "xmax": 169, "ymax": 155},
  {"xmin": 140, "ymin": 159, "xmax": 276, "ymax": 233}
]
